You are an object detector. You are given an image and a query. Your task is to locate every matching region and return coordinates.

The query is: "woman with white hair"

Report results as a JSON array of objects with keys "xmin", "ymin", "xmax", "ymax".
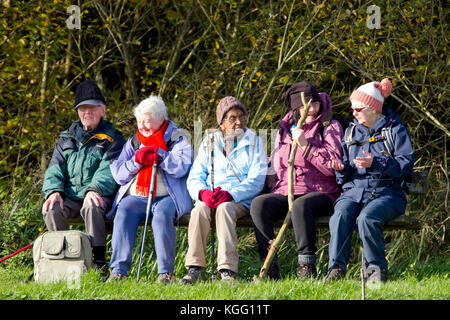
[{"xmin": 106, "ymin": 96, "xmax": 193, "ymax": 283}]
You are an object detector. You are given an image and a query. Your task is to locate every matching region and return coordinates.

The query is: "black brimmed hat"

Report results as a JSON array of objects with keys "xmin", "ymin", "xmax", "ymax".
[
  {"xmin": 74, "ymin": 80, "xmax": 106, "ymax": 109},
  {"xmin": 284, "ymin": 82, "xmax": 320, "ymax": 111}
]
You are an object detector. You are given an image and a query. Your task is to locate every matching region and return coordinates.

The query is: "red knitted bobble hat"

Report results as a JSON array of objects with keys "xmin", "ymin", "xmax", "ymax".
[{"xmin": 349, "ymin": 78, "xmax": 392, "ymax": 113}]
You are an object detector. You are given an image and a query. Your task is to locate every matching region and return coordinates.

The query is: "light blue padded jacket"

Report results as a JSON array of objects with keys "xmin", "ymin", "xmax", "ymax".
[{"xmin": 187, "ymin": 128, "xmax": 267, "ymax": 210}]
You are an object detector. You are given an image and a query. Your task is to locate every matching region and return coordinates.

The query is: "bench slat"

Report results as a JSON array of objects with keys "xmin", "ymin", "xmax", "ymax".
[
  {"xmin": 66, "ymin": 171, "xmax": 427, "ymax": 232},
  {"xmin": 67, "ymin": 213, "xmax": 420, "ymax": 232}
]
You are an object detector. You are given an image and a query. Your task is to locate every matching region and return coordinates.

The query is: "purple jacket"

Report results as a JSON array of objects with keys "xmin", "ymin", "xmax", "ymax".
[
  {"xmin": 106, "ymin": 120, "xmax": 193, "ymax": 220},
  {"xmin": 269, "ymin": 92, "xmax": 343, "ymax": 202}
]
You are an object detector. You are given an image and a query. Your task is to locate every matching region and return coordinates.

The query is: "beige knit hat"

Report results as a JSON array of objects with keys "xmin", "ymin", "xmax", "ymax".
[{"xmin": 216, "ymin": 96, "xmax": 247, "ymax": 125}]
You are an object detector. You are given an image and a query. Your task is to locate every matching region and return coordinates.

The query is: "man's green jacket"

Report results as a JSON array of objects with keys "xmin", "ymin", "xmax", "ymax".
[{"xmin": 42, "ymin": 119, "xmax": 126, "ymax": 201}]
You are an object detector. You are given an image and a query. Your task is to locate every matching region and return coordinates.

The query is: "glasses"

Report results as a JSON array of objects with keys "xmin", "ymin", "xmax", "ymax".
[
  {"xmin": 223, "ymin": 115, "xmax": 247, "ymax": 124},
  {"xmin": 351, "ymin": 106, "xmax": 368, "ymax": 113}
]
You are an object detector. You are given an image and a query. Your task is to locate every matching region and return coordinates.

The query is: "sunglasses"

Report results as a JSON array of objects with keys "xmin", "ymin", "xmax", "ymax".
[{"xmin": 351, "ymin": 106, "xmax": 368, "ymax": 113}]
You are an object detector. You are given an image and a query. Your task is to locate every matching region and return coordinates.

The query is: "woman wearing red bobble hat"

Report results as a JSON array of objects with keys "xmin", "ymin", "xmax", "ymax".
[{"xmin": 326, "ymin": 78, "xmax": 415, "ymax": 284}]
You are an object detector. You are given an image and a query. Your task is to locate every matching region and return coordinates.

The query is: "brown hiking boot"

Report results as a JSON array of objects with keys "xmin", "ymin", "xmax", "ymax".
[
  {"xmin": 297, "ymin": 262, "xmax": 317, "ymax": 279},
  {"xmin": 157, "ymin": 272, "xmax": 176, "ymax": 284},
  {"xmin": 107, "ymin": 272, "xmax": 127, "ymax": 282},
  {"xmin": 325, "ymin": 265, "xmax": 346, "ymax": 281}
]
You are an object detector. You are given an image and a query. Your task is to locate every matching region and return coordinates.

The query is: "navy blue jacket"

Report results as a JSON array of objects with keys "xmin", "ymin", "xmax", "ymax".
[{"xmin": 335, "ymin": 107, "xmax": 414, "ymax": 214}]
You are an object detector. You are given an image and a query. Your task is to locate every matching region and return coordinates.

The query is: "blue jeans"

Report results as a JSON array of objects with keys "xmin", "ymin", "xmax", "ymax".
[
  {"xmin": 110, "ymin": 195, "xmax": 176, "ymax": 276},
  {"xmin": 328, "ymin": 198, "xmax": 401, "ymax": 271}
]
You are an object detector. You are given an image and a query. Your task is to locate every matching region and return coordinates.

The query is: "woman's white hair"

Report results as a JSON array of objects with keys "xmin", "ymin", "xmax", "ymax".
[{"xmin": 133, "ymin": 95, "xmax": 168, "ymax": 120}]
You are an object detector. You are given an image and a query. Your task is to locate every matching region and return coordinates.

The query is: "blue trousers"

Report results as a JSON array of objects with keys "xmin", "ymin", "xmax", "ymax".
[
  {"xmin": 110, "ymin": 195, "xmax": 176, "ymax": 276},
  {"xmin": 328, "ymin": 198, "xmax": 401, "ymax": 271}
]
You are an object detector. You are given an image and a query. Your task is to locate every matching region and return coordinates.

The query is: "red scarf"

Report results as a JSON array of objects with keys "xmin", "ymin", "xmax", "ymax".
[{"xmin": 135, "ymin": 120, "xmax": 168, "ymax": 197}]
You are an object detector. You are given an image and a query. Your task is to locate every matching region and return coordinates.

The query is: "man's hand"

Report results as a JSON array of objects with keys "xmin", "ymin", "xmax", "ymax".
[
  {"xmin": 42, "ymin": 192, "xmax": 64, "ymax": 213},
  {"xmin": 353, "ymin": 150, "xmax": 374, "ymax": 169},
  {"xmin": 84, "ymin": 191, "xmax": 105, "ymax": 208}
]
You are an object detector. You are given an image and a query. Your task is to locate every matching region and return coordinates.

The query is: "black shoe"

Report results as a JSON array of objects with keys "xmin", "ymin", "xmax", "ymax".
[
  {"xmin": 266, "ymin": 260, "xmax": 280, "ymax": 280},
  {"xmin": 178, "ymin": 266, "xmax": 206, "ymax": 284},
  {"xmin": 92, "ymin": 246, "xmax": 106, "ymax": 262},
  {"xmin": 219, "ymin": 269, "xmax": 237, "ymax": 281},
  {"xmin": 93, "ymin": 260, "xmax": 109, "ymax": 280}
]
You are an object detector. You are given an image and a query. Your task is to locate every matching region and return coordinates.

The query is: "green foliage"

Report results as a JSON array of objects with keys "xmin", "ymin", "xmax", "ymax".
[{"xmin": 0, "ymin": 0, "xmax": 448, "ymax": 275}]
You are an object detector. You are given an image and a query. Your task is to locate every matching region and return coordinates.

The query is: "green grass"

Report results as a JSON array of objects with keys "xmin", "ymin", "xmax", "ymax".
[
  {"xmin": 1, "ymin": 227, "xmax": 449, "ymax": 300},
  {"xmin": 0, "ymin": 259, "xmax": 448, "ymax": 300}
]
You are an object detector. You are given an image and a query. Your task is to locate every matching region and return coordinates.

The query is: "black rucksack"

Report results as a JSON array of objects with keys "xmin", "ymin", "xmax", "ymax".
[{"xmin": 320, "ymin": 110, "xmax": 350, "ymax": 139}]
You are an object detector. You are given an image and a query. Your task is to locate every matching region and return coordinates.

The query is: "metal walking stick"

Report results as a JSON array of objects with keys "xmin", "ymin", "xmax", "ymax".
[
  {"xmin": 257, "ymin": 92, "xmax": 310, "ymax": 280},
  {"xmin": 136, "ymin": 158, "xmax": 158, "ymax": 281},
  {"xmin": 206, "ymin": 129, "xmax": 217, "ymax": 279}
]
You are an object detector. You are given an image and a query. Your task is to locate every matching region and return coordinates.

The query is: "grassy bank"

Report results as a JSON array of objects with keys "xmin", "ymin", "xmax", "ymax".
[{"xmin": 0, "ymin": 258, "xmax": 448, "ymax": 300}]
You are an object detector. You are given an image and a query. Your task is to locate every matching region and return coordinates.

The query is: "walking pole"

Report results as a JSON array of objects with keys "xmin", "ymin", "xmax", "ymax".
[
  {"xmin": 257, "ymin": 92, "xmax": 310, "ymax": 280},
  {"xmin": 0, "ymin": 243, "xmax": 33, "ymax": 263},
  {"xmin": 206, "ymin": 129, "xmax": 216, "ymax": 280},
  {"xmin": 136, "ymin": 158, "xmax": 158, "ymax": 281},
  {"xmin": 361, "ymin": 249, "xmax": 366, "ymax": 300}
]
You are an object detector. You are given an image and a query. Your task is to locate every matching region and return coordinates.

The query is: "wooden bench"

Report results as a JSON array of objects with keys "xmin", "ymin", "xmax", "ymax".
[{"xmin": 68, "ymin": 171, "xmax": 427, "ymax": 233}]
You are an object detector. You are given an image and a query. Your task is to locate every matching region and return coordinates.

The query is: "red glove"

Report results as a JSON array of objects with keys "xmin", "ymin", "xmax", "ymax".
[
  {"xmin": 135, "ymin": 145, "xmax": 159, "ymax": 166},
  {"xmin": 199, "ymin": 187, "xmax": 221, "ymax": 208},
  {"xmin": 212, "ymin": 189, "xmax": 233, "ymax": 207}
]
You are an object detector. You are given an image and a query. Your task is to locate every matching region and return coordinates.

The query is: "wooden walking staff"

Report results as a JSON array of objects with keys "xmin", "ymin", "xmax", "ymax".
[{"xmin": 257, "ymin": 92, "xmax": 311, "ymax": 280}]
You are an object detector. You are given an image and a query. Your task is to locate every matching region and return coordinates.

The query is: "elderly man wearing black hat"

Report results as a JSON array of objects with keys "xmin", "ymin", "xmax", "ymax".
[{"xmin": 42, "ymin": 80, "xmax": 125, "ymax": 272}]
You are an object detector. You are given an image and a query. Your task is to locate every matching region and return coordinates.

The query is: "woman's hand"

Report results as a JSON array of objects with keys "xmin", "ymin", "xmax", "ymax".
[
  {"xmin": 353, "ymin": 150, "xmax": 374, "ymax": 168},
  {"xmin": 135, "ymin": 145, "xmax": 159, "ymax": 165},
  {"xmin": 330, "ymin": 157, "xmax": 345, "ymax": 171},
  {"xmin": 292, "ymin": 127, "xmax": 308, "ymax": 149}
]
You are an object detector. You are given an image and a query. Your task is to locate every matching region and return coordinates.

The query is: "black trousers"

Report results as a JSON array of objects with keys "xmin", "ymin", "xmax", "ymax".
[{"xmin": 250, "ymin": 192, "xmax": 333, "ymax": 261}]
